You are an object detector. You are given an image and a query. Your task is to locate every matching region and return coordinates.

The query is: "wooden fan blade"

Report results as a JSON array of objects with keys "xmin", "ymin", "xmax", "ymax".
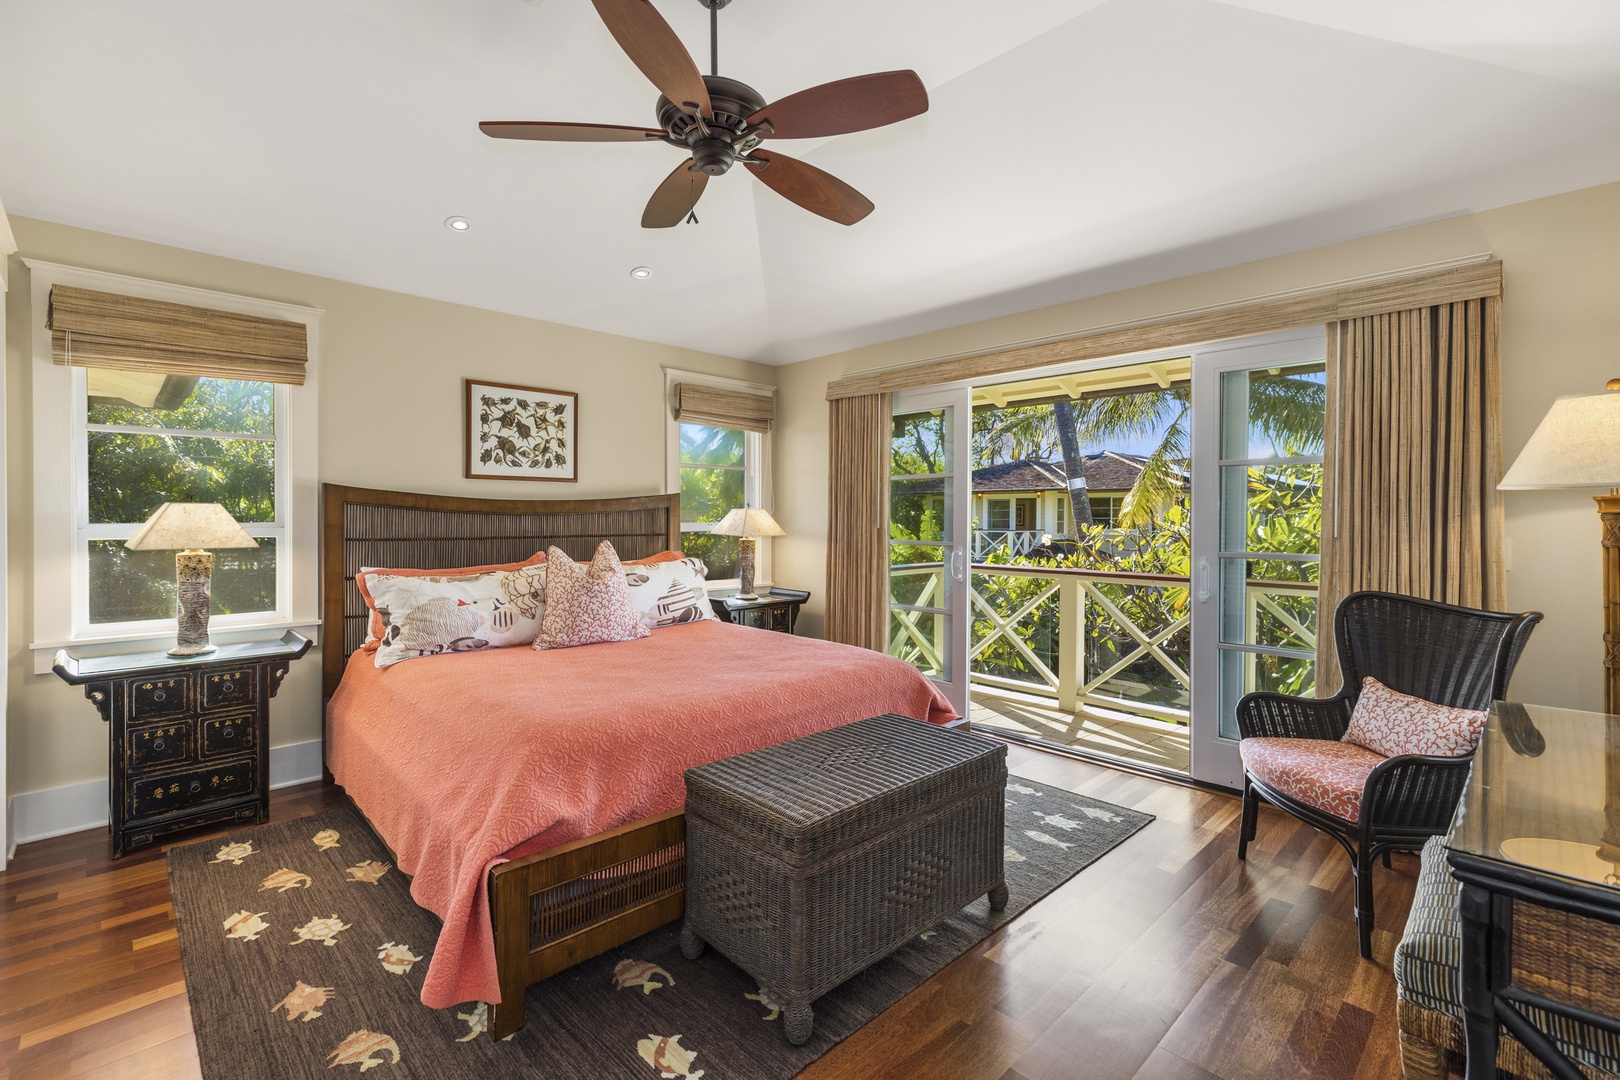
[
  {"xmin": 591, "ymin": 0, "xmax": 711, "ymax": 117},
  {"xmin": 642, "ymin": 159, "xmax": 708, "ymax": 229},
  {"xmin": 747, "ymin": 70, "xmax": 928, "ymax": 140},
  {"xmin": 744, "ymin": 150, "xmax": 873, "ymax": 226},
  {"xmin": 479, "ymin": 121, "xmax": 665, "ymax": 142}
]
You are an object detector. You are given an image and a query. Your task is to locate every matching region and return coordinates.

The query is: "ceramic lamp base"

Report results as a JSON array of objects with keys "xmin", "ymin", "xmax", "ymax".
[
  {"xmin": 170, "ymin": 549, "xmax": 216, "ymax": 656},
  {"xmin": 737, "ymin": 535, "xmax": 759, "ymax": 600}
]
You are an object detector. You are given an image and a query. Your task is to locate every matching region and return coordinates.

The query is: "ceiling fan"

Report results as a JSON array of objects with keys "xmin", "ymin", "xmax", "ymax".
[{"xmin": 480, "ymin": 0, "xmax": 929, "ymax": 228}]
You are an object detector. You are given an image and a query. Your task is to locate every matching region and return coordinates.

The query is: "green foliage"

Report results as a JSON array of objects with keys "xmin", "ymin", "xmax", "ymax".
[
  {"xmin": 86, "ymin": 377, "xmax": 278, "ymax": 624},
  {"xmin": 88, "ymin": 378, "xmax": 275, "ymax": 525},
  {"xmin": 678, "ymin": 423, "xmax": 745, "ymax": 578},
  {"xmin": 890, "ymin": 411, "xmax": 947, "ymax": 477}
]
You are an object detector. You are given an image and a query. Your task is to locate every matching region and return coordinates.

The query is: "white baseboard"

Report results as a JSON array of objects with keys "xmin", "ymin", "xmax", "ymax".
[{"xmin": 5, "ymin": 738, "xmax": 324, "ymax": 856}]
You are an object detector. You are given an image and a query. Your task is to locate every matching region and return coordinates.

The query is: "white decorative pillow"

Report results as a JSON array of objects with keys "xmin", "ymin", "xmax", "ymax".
[
  {"xmin": 621, "ymin": 557, "xmax": 716, "ymax": 629},
  {"xmin": 532, "ymin": 542, "xmax": 650, "ymax": 650},
  {"xmin": 370, "ymin": 564, "xmax": 548, "ymax": 669},
  {"xmin": 1342, "ymin": 677, "xmax": 1487, "ymax": 758}
]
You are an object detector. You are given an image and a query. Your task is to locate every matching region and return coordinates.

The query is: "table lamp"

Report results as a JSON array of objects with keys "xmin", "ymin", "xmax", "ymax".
[
  {"xmin": 710, "ymin": 506, "xmax": 784, "ymax": 600},
  {"xmin": 125, "ymin": 502, "xmax": 260, "ymax": 656},
  {"xmin": 1499, "ymin": 382, "xmax": 1620, "ymax": 713}
]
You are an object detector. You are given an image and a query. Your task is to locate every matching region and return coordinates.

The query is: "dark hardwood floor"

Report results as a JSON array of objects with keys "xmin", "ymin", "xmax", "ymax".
[{"xmin": 0, "ymin": 745, "xmax": 1415, "ymax": 1079}]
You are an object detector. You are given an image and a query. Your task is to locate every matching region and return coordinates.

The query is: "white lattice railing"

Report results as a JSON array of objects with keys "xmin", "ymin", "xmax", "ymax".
[
  {"xmin": 969, "ymin": 530, "xmax": 1045, "ymax": 560},
  {"xmin": 889, "ymin": 563, "xmax": 1317, "ymax": 726}
]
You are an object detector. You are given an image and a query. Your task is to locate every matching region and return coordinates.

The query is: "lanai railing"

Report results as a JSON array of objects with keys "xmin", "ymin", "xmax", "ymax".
[
  {"xmin": 889, "ymin": 562, "xmax": 1317, "ymax": 727},
  {"xmin": 969, "ymin": 529, "xmax": 1045, "ymax": 561}
]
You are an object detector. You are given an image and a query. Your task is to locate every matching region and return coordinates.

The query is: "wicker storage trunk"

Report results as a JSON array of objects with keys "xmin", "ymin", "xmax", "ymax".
[{"xmin": 679, "ymin": 714, "xmax": 1008, "ymax": 1045}]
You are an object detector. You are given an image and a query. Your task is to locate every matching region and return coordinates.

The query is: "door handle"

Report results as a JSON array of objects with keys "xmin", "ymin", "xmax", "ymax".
[
  {"xmin": 1197, "ymin": 558, "xmax": 1211, "ymax": 603},
  {"xmin": 951, "ymin": 550, "xmax": 966, "ymax": 582}
]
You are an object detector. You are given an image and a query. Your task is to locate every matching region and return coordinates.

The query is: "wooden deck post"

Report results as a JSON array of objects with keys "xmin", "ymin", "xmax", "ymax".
[{"xmin": 1057, "ymin": 576, "xmax": 1081, "ymax": 713}]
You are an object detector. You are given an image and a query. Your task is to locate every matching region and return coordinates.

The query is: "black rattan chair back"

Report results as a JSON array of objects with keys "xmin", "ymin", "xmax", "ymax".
[{"xmin": 1334, "ymin": 591, "xmax": 1542, "ymax": 712}]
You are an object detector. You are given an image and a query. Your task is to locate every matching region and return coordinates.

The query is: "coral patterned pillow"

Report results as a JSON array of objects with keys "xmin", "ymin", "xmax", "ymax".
[
  {"xmin": 1342, "ymin": 677, "xmax": 1487, "ymax": 758},
  {"xmin": 532, "ymin": 541, "xmax": 651, "ymax": 650},
  {"xmin": 622, "ymin": 556, "xmax": 717, "ymax": 629},
  {"xmin": 357, "ymin": 553, "xmax": 546, "ymax": 651}
]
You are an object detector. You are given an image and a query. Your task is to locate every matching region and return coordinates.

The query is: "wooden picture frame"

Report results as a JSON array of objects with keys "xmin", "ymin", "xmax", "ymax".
[{"xmin": 464, "ymin": 378, "xmax": 579, "ymax": 482}]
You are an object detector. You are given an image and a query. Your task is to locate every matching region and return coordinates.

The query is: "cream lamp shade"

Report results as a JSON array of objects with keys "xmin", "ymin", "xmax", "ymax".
[
  {"xmin": 710, "ymin": 507, "xmax": 786, "ymax": 538},
  {"xmin": 125, "ymin": 502, "xmax": 260, "ymax": 551},
  {"xmin": 1499, "ymin": 391, "xmax": 1620, "ymax": 490}
]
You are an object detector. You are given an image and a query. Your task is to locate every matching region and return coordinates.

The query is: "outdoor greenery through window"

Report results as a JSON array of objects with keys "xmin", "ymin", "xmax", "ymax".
[
  {"xmin": 678, "ymin": 422, "xmax": 745, "ymax": 579},
  {"xmin": 85, "ymin": 373, "xmax": 280, "ymax": 625},
  {"xmin": 887, "ymin": 357, "xmax": 1326, "ymax": 764}
]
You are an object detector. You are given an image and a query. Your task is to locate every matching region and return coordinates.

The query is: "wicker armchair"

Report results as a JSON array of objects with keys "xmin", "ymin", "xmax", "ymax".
[{"xmin": 1235, "ymin": 590, "xmax": 1542, "ymax": 959}]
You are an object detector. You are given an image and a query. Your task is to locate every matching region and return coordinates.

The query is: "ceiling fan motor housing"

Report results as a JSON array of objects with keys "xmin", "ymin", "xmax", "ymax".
[{"xmin": 658, "ymin": 75, "xmax": 766, "ymax": 176}]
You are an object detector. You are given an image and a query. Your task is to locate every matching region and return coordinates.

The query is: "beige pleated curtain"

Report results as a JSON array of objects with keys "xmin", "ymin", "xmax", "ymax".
[
  {"xmin": 1315, "ymin": 297, "xmax": 1506, "ymax": 693},
  {"xmin": 824, "ymin": 393, "xmax": 891, "ymax": 651},
  {"xmin": 47, "ymin": 284, "xmax": 309, "ymax": 385}
]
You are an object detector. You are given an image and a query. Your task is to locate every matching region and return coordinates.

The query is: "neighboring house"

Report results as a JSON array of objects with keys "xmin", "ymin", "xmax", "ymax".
[
  {"xmin": 973, "ymin": 453, "xmax": 1144, "ymax": 534},
  {"xmin": 969, "ymin": 453, "xmax": 1171, "ymax": 559}
]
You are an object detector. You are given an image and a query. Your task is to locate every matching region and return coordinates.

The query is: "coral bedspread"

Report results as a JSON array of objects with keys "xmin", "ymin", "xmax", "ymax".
[{"xmin": 325, "ymin": 620, "xmax": 956, "ymax": 1009}]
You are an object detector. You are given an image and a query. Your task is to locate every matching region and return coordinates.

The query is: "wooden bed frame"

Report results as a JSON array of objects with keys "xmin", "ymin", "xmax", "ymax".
[{"xmin": 320, "ymin": 483, "xmax": 691, "ymax": 1040}]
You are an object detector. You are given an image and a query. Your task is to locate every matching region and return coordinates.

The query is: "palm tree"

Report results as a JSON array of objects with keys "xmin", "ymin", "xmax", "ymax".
[
  {"xmin": 969, "ymin": 370, "xmax": 1325, "ymax": 532},
  {"xmin": 1051, "ymin": 399, "xmax": 1094, "ymax": 529},
  {"xmin": 1063, "ymin": 369, "xmax": 1325, "ymax": 528}
]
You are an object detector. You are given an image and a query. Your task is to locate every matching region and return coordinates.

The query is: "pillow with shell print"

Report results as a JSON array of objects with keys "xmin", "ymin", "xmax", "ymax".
[
  {"xmin": 621, "ymin": 556, "xmax": 717, "ymax": 629},
  {"xmin": 370, "ymin": 564, "xmax": 548, "ymax": 669}
]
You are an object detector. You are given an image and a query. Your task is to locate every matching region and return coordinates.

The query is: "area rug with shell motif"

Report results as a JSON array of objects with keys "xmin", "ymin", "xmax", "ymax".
[{"xmin": 168, "ymin": 780, "xmax": 1151, "ymax": 1080}]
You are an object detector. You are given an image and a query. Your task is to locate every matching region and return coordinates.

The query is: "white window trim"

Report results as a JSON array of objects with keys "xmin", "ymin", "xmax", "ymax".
[
  {"xmin": 663, "ymin": 367, "xmax": 775, "ymax": 590},
  {"xmin": 26, "ymin": 260, "xmax": 322, "ymax": 674}
]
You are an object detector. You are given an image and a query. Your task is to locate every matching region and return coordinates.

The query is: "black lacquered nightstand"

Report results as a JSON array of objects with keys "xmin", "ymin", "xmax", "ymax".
[
  {"xmin": 52, "ymin": 630, "xmax": 311, "ymax": 858},
  {"xmin": 709, "ymin": 588, "xmax": 810, "ymax": 635}
]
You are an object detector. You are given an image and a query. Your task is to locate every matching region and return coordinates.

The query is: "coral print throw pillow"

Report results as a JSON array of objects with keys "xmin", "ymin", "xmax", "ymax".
[
  {"xmin": 1342, "ymin": 677, "xmax": 1487, "ymax": 759},
  {"xmin": 532, "ymin": 542, "xmax": 651, "ymax": 650},
  {"xmin": 369, "ymin": 563, "xmax": 548, "ymax": 670}
]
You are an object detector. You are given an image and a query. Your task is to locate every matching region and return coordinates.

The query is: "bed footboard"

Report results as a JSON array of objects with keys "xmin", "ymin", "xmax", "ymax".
[{"xmin": 488, "ymin": 810, "xmax": 687, "ymax": 1040}]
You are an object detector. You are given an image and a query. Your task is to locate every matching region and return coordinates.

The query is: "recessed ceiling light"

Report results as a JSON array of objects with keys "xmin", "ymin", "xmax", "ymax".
[
  {"xmin": 630, "ymin": 266, "xmax": 653, "ymax": 280},
  {"xmin": 445, "ymin": 216, "xmax": 472, "ymax": 232}
]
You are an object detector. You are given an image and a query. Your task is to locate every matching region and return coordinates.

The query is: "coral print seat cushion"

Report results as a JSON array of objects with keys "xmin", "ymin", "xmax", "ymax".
[
  {"xmin": 532, "ymin": 541, "xmax": 651, "ymax": 650},
  {"xmin": 1341, "ymin": 676, "xmax": 1488, "ymax": 758},
  {"xmin": 1240, "ymin": 737, "xmax": 1385, "ymax": 823}
]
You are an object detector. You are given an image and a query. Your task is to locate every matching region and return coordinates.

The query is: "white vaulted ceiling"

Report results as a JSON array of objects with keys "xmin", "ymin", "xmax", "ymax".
[{"xmin": 2, "ymin": 0, "xmax": 1619, "ymax": 363}]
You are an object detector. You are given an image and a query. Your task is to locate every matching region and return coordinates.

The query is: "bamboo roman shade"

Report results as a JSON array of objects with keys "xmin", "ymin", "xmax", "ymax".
[
  {"xmin": 825, "ymin": 393, "xmax": 890, "ymax": 651},
  {"xmin": 1315, "ymin": 296, "xmax": 1506, "ymax": 694},
  {"xmin": 47, "ymin": 284, "xmax": 309, "ymax": 385},
  {"xmin": 673, "ymin": 382, "xmax": 774, "ymax": 433}
]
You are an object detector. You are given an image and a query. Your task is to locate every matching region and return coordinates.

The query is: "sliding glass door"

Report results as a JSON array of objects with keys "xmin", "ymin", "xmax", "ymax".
[
  {"xmin": 887, "ymin": 388, "xmax": 971, "ymax": 715},
  {"xmin": 1190, "ymin": 331, "xmax": 1327, "ymax": 788}
]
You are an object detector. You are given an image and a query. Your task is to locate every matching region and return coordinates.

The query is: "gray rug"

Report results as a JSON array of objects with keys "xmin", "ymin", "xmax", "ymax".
[{"xmin": 169, "ymin": 780, "xmax": 1152, "ymax": 1078}]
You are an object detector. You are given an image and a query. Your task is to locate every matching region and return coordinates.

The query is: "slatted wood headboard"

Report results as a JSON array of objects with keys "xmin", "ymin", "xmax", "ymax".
[{"xmin": 320, "ymin": 484, "xmax": 681, "ymax": 698}]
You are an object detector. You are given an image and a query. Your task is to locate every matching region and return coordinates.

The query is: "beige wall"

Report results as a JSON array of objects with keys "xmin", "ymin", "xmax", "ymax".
[
  {"xmin": 775, "ymin": 180, "xmax": 1620, "ymax": 715},
  {"xmin": 5, "ymin": 216, "xmax": 771, "ymax": 798}
]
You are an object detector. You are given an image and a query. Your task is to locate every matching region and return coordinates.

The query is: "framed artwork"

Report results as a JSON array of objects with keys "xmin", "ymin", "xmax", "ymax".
[{"xmin": 465, "ymin": 379, "xmax": 579, "ymax": 482}]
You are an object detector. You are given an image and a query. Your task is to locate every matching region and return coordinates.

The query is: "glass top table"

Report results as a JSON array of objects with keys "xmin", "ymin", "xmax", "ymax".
[
  {"xmin": 1446, "ymin": 701, "xmax": 1620, "ymax": 1080},
  {"xmin": 1449, "ymin": 700, "xmax": 1620, "ymax": 892}
]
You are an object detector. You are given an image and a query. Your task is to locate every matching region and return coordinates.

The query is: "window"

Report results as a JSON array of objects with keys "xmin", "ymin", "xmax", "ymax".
[
  {"xmin": 987, "ymin": 499, "xmax": 1011, "ymax": 532},
  {"xmin": 27, "ymin": 260, "xmax": 319, "ymax": 667},
  {"xmin": 1089, "ymin": 495, "xmax": 1123, "ymax": 528},
  {"xmin": 82, "ymin": 372, "xmax": 285, "ymax": 628},
  {"xmin": 677, "ymin": 421, "xmax": 748, "ymax": 579},
  {"xmin": 665, "ymin": 371, "xmax": 773, "ymax": 586},
  {"xmin": 1055, "ymin": 496, "xmax": 1066, "ymax": 537}
]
